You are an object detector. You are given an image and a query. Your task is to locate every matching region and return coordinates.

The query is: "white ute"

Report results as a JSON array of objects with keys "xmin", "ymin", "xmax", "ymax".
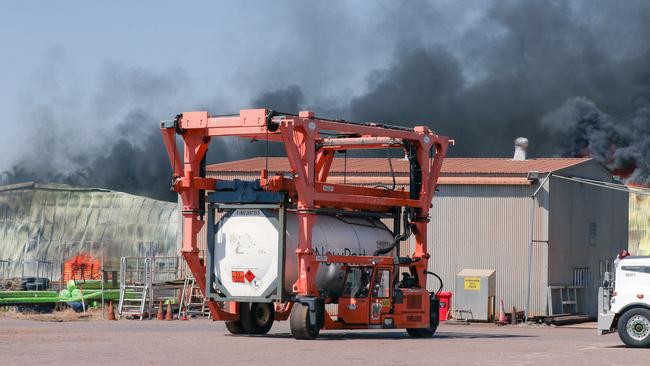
[{"xmin": 598, "ymin": 256, "xmax": 650, "ymax": 347}]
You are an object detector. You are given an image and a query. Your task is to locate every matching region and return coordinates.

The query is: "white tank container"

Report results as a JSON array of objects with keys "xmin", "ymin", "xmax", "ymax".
[{"xmin": 213, "ymin": 208, "xmax": 394, "ymax": 299}]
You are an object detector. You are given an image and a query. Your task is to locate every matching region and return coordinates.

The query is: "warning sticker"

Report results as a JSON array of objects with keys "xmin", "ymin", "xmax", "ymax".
[
  {"xmin": 464, "ymin": 277, "xmax": 481, "ymax": 291},
  {"xmin": 244, "ymin": 270, "xmax": 256, "ymax": 283},
  {"xmin": 232, "ymin": 271, "xmax": 245, "ymax": 283}
]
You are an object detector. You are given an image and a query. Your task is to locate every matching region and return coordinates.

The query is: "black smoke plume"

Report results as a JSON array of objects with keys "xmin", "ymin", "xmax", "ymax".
[
  {"xmin": 1, "ymin": 53, "xmax": 189, "ymax": 201},
  {"xmin": 5, "ymin": 1, "xmax": 650, "ymax": 198},
  {"xmin": 542, "ymin": 95, "xmax": 650, "ymax": 184},
  {"xmin": 253, "ymin": 1, "xmax": 650, "ymax": 182}
]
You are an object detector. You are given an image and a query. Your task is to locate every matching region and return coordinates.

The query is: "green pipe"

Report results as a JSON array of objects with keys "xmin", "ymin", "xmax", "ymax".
[
  {"xmin": 63, "ymin": 290, "xmax": 121, "ymax": 303},
  {"xmin": 67, "ymin": 280, "xmax": 119, "ymax": 290},
  {"xmin": 0, "ymin": 289, "xmax": 123, "ymax": 304},
  {"xmin": 0, "ymin": 291, "xmax": 59, "ymax": 299},
  {"xmin": 0, "ymin": 297, "xmax": 60, "ymax": 304}
]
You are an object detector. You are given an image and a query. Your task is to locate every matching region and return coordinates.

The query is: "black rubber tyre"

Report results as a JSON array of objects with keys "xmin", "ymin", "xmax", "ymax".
[
  {"xmin": 406, "ymin": 327, "xmax": 435, "ymax": 338},
  {"xmin": 225, "ymin": 320, "xmax": 246, "ymax": 335},
  {"xmin": 617, "ymin": 307, "xmax": 650, "ymax": 348},
  {"xmin": 240, "ymin": 302, "xmax": 275, "ymax": 335},
  {"xmin": 290, "ymin": 303, "xmax": 320, "ymax": 340},
  {"xmin": 33, "ymin": 278, "xmax": 49, "ymax": 290}
]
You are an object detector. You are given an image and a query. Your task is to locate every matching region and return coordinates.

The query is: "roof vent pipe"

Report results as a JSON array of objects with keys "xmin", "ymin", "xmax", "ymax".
[{"xmin": 513, "ymin": 137, "xmax": 529, "ymax": 161}]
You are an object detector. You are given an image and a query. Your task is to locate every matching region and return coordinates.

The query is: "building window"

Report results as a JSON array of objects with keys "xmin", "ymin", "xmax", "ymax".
[{"xmin": 573, "ymin": 267, "xmax": 591, "ymax": 287}]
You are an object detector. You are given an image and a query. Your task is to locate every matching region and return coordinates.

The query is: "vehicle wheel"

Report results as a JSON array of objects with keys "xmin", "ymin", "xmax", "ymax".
[
  {"xmin": 406, "ymin": 328, "xmax": 423, "ymax": 337},
  {"xmin": 618, "ymin": 307, "xmax": 650, "ymax": 348},
  {"xmin": 225, "ymin": 320, "xmax": 246, "ymax": 335},
  {"xmin": 406, "ymin": 327, "xmax": 436, "ymax": 338},
  {"xmin": 290, "ymin": 302, "xmax": 319, "ymax": 340},
  {"xmin": 240, "ymin": 302, "xmax": 275, "ymax": 335}
]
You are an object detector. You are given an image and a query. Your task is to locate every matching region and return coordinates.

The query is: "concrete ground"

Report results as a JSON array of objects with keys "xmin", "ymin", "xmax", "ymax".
[{"xmin": 0, "ymin": 319, "xmax": 646, "ymax": 366}]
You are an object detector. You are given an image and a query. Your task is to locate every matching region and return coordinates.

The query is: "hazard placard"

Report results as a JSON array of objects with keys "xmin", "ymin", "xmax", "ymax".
[
  {"xmin": 232, "ymin": 271, "xmax": 245, "ymax": 283},
  {"xmin": 244, "ymin": 270, "xmax": 256, "ymax": 283},
  {"xmin": 464, "ymin": 277, "xmax": 481, "ymax": 291}
]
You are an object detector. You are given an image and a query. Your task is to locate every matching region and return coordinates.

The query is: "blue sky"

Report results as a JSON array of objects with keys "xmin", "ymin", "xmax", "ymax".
[
  {"xmin": 0, "ymin": 1, "xmax": 484, "ymax": 168},
  {"xmin": 0, "ymin": 1, "xmax": 406, "ymax": 108}
]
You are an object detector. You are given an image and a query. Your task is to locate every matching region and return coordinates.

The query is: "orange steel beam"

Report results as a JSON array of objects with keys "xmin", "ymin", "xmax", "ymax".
[
  {"xmin": 161, "ymin": 108, "xmax": 450, "ymax": 316},
  {"xmin": 315, "ymin": 149, "xmax": 335, "ymax": 182}
]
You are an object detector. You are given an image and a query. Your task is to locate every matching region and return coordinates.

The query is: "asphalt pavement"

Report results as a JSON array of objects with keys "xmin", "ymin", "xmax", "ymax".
[{"xmin": 0, "ymin": 318, "xmax": 646, "ymax": 365}]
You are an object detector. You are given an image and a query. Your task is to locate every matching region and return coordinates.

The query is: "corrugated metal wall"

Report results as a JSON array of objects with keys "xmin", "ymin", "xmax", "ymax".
[
  {"xmin": 418, "ymin": 184, "xmax": 550, "ymax": 316},
  {"xmin": 547, "ymin": 170, "xmax": 628, "ymax": 316}
]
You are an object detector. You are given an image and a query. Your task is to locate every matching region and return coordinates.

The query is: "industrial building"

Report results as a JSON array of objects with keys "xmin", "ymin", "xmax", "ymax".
[
  {"xmin": 0, "ymin": 182, "xmax": 179, "ymax": 284},
  {"xmin": 0, "ymin": 157, "xmax": 628, "ymax": 317},
  {"xmin": 207, "ymin": 155, "xmax": 628, "ymax": 317}
]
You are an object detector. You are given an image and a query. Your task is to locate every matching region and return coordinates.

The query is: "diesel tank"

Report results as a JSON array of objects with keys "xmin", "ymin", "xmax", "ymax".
[{"xmin": 213, "ymin": 208, "xmax": 394, "ymax": 299}]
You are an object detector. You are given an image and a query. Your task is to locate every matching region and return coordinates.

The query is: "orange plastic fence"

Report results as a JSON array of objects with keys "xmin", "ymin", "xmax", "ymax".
[{"xmin": 63, "ymin": 253, "xmax": 101, "ymax": 282}]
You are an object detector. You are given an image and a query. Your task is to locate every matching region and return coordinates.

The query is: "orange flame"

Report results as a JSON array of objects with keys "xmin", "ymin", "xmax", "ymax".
[{"xmin": 63, "ymin": 253, "xmax": 101, "ymax": 282}]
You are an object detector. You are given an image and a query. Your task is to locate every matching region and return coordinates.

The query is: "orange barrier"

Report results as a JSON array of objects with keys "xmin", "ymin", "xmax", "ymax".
[{"xmin": 63, "ymin": 253, "xmax": 101, "ymax": 282}]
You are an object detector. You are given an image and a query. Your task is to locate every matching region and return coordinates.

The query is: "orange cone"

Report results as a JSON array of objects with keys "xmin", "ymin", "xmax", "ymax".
[
  {"xmin": 165, "ymin": 302, "xmax": 173, "ymax": 321},
  {"xmin": 180, "ymin": 306, "xmax": 188, "ymax": 321},
  {"xmin": 497, "ymin": 299, "xmax": 507, "ymax": 325},
  {"xmin": 107, "ymin": 301, "xmax": 116, "ymax": 321},
  {"xmin": 156, "ymin": 301, "xmax": 164, "ymax": 320}
]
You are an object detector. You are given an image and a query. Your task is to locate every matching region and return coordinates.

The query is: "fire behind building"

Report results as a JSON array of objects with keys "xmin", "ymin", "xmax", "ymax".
[{"xmin": 206, "ymin": 153, "xmax": 629, "ymax": 317}]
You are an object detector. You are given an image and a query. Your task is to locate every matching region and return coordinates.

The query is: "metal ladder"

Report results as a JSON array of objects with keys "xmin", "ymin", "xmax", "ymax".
[
  {"xmin": 178, "ymin": 277, "xmax": 208, "ymax": 318},
  {"xmin": 118, "ymin": 284, "xmax": 150, "ymax": 320},
  {"xmin": 547, "ymin": 285, "xmax": 581, "ymax": 315},
  {"xmin": 118, "ymin": 257, "xmax": 152, "ymax": 320},
  {"xmin": 559, "ymin": 286, "xmax": 579, "ymax": 314}
]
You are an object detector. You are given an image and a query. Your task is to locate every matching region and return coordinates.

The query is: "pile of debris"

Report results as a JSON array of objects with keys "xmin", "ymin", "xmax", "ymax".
[
  {"xmin": 0, "ymin": 277, "xmax": 49, "ymax": 291},
  {"xmin": 536, "ymin": 313, "xmax": 595, "ymax": 326}
]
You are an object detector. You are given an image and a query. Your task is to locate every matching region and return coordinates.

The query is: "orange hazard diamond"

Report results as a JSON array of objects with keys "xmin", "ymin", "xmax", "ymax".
[
  {"xmin": 232, "ymin": 271, "xmax": 245, "ymax": 283},
  {"xmin": 244, "ymin": 270, "xmax": 255, "ymax": 283}
]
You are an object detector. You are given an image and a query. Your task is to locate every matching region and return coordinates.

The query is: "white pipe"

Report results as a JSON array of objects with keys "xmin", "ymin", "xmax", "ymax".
[
  {"xmin": 525, "ymin": 173, "xmax": 552, "ymax": 323},
  {"xmin": 554, "ymin": 175, "xmax": 650, "ymax": 196}
]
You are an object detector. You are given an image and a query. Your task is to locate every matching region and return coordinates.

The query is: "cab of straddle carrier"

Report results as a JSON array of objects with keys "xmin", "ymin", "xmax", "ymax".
[
  {"xmin": 337, "ymin": 265, "xmax": 392, "ymax": 326},
  {"xmin": 335, "ymin": 264, "xmax": 440, "ymax": 337}
]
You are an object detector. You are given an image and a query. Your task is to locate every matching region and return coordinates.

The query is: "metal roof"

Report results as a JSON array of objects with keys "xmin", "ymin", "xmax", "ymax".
[{"xmin": 207, "ymin": 157, "xmax": 592, "ymax": 181}]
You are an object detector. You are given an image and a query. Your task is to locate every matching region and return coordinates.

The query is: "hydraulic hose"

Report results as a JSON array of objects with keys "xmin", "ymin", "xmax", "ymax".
[
  {"xmin": 424, "ymin": 270, "xmax": 444, "ymax": 296},
  {"xmin": 374, "ymin": 208, "xmax": 413, "ymax": 256}
]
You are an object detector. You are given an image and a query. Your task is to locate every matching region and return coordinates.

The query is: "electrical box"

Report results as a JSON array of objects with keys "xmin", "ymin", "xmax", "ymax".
[{"xmin": 455, "ymin": 269, "xmax": 496, "ymax": 321}]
